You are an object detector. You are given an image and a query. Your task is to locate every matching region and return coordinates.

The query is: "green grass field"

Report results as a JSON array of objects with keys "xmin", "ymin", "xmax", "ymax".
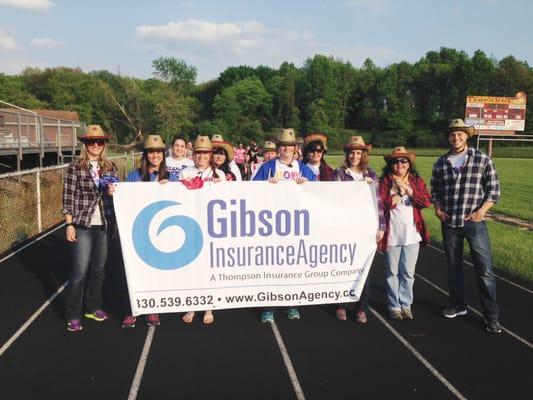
[{"xmin": 325, "ymin": 154, "xmax": 533, "ymax": 283}]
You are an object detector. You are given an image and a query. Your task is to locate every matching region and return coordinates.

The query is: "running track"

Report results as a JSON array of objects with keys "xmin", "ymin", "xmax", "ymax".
[{"xmin": 0, "ymin": 226, "xmax": 532, "ymax": 400}]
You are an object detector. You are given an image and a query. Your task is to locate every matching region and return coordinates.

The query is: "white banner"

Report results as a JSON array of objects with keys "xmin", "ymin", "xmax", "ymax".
[{"xmin": 113, "ymin": 181, "xmax": 378, "ymax": 316}]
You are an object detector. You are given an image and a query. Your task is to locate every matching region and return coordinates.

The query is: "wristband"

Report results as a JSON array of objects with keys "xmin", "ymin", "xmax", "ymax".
[{"xmin": 66, "ymin": 223, "xmax": 74, "ymax": 227}]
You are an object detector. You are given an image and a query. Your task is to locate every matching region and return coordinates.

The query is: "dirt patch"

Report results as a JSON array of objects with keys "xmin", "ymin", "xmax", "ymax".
[{"xmin": 486, "ymin": 212, "xmax": 533, "ymax": 231}]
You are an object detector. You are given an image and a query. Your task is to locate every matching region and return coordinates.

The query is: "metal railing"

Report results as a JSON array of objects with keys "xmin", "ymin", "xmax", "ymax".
[
  {"xmin": 0, "ymin": 105, "xmax": 85, "ymax": 169},
  {"xmin": 0, "ymin": 152, "xmax": 142, "ymax": 256}
]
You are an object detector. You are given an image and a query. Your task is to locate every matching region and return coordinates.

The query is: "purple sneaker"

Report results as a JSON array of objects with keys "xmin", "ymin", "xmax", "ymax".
[
  {"xmin": 84, "ymin": 310, "xmax": 109, "ymax": 322},
  {"xmin": 67, "ymin": 319, "xmax": 83, "ymax": 332}
]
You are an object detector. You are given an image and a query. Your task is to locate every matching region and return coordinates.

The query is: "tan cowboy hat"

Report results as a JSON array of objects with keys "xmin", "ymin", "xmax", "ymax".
[
  {"xmin": 343, "ymin": 136, "xmax": 371, "ymax": 151},
  {"xmin": 384, "ymin": 146, "xmax": 416, "ymax": 165},
  {"xmin": 304, "ymin": 132, "xmax": 328, "ymax": 150},
  {"xmin": 276, "ymin": 128, "xmax": 297, "ymax": 145},
  {"xmin": 143, "ymin": 134, "xmax": 166, "ymax": 150},
  {"xmin": 211, "ymin": 134, "xmax": 234, "ymax": 161},
  {"xmin": 193, "ymin": 135, "xmax": 213, "ymax": 152},
  {"xmin": 262, "ymin": 140, "xmax": 277, "ymax": 152},
  {"xmin": 79, "ymin": 125, "xmax": 111, "ymax": 142},
  {"xmin": 446, "ymin": 118, "xmax": 475, "ymax": 137}
]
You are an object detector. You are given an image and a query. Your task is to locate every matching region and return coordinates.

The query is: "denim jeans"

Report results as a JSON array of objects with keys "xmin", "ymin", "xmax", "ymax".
[
  {"xmin": 385, "ymin": 243, "xmax": 420, "ymax": 311},
  {"xmin": 442, "ymin": 221, "xmax": 499, "ymax": 320},
  {"xmin": 64, "ymin": 226, "xmax": 109, "ymax": 320}
]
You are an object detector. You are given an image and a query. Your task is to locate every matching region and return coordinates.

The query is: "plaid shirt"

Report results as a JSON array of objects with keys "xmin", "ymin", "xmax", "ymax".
[
  {"xmin": 430, "ymin": 147, "xmax": 500, "ymax": 228},
  {"xmin": 62, "ymin": 161, "xmax": 118, "ymax": 228}
]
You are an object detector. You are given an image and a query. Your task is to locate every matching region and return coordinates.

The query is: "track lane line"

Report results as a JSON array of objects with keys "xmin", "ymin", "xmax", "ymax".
[
  {"xmin": 0, "ymin": 223, "xmax": 65, "ymax": 265},
  {"xmin": 0, "ymin": 281, "xmax": 68, "ymax": 357},
  {"xmin": 426, "ymin": 244, "xmax": 533, "ymax": 295},
  {"xmin": 415, "ymin": 273, "xmax": 533, "ymax": 350},
  {"xmin": 369, "ymin": 306, "xmax": 467, "ymax": 400},
  {"xmin": 270, "ymin": 320, "xmax": 306, "ymax": 400},
  {"xmin": 127, "ymin": 325, "xmax": 156, "ymax": 400}
]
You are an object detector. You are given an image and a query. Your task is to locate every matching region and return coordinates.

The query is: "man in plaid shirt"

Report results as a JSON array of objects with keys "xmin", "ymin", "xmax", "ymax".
[{"xmin": 431, "ymin": 119, "xmax": 502, "ymax": 334}]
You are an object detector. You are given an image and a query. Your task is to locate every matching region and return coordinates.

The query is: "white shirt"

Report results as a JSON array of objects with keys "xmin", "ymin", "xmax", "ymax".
[
  {"xmin": 346, "ymin": 168, "xmax": 364, "ymax": 181},
  {"xmin": 448, "ymin": 151, "xmax": 467, "ymax": 170},
  {"xmin": 181, "ymin": 166, "xmax": 227, "ymax": 182},
  {"xmin": 89, "ymin": 161, "xmax": 103, "ymax": 226},
  {"xmin": 387, "ymin": 194, "xmax": 422, "ymax": 246},
  {"xmin": 306, "ymin": 163, "xmax": 320, "ymax": 178},
  {"xmin": 229, "ymin": 160, "xmax": 242, "ymax": 181},
  {"xmin": 166, "ymin": 156, "xmax": 194, "ymax": 178},
  {"xmin": 274, "ymin": 159, "xmax": 301, "ymax": 181}
]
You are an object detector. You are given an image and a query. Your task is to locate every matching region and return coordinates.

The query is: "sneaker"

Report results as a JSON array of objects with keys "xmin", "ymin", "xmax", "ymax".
[
  {"xmin": 84, "ymin": 310, "xmax": 108, "ymax": 322},
  {"xmin": 145, "ymin": 314, "xmax": 160, "ymax": 326},
  {"xmin": 335, "ymin": 308, "xmax": 347, "ymax": 321},
  {"xmin": 355, "ymin": 310, "xmax": 368, "ymax": 324},
  {"xmin": 261, "ymin": 311, "xmax": 274, "ymax": 324},
  {"xmin": 484, "ymin": 319, "xmax": 503, "ymax": 334},
  {"xmin": 442, "ymin": 306, "xmax": 467, "ymax": 319},
  {"xmin": 67, "ymin": 319, "xmax": 83, "ymax": 332},
  {"xmin": 401, "ymin": 309, "xmax": 414, "ymax": 320},
  {"xmin": 389, "ymin": 310, "xmax": 403, "ymax": 320},
  {"xmin": 121, "ymin": 315, "xmax": 137, "ymax": 328},
  {"xmin": 287, "ymin": 308, "xmax": 300, "ymax": 320}
]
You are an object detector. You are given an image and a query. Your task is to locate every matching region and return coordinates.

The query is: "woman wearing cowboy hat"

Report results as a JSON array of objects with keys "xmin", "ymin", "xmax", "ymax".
[
  {"xmin": 211, "ymin": 134, "xmax": 239, "ymax": 181},
  {"xmin": 253, "ymin": 128, "xmax": 316, "ymax": 323},
  {"xmin": 119, "ymin": 134, "xmax": 179, "ymax": 329},
  {"xmin": 302, "ymin": 132, "xmax": 334, "ymax": 181},
  {"xmin": 180, "ymin": 135, "xmax": 226, "ymax": 325},
  {"xmin": 379, "ymin": 146, "xmax": 431, "ymax": 320},
  {"xmin": 250, "ymin": 140, "xmax": 277, "ymax": 179},
  {"xmin": 333, "ymin": 136, "xmax": 385, "ymax": 324},
  {"xmin": 62, "ymin": 125, "xmax": 118, "ymax": 332}
]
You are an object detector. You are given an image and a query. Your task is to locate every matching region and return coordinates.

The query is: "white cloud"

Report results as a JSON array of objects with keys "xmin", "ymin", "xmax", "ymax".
[
  {"xmin": 0, "ymin": 0, "xmax": 55, "ymax": 12},
  {"xmin": 30, "ymin": 37, "xmax": 64, "ymax": 48},
  {"xmin": 347, "ymin": 0, "xmax": 390, "ymax": 14},
  {"xmin": 135, "ymin": 19, "xmax": 401, "ymax": 82},
  {"xmin": 0, "ymin": 26, "xmax": 21, "ymax": 51}
]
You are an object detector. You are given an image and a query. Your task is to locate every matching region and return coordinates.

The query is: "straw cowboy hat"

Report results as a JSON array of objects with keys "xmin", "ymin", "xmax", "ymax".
[
  {"xmin": 79, "ymin": 125, "xmax": 111, "ymax": 142},
  {"xmin": 446, "ymin": 118, "xmax": 475, "ymax": 138},
  {"xmin": 384, "ymin": 146, "xmax": 416, "ymax": 165},
  {"xmin": 262, "ymin": 140, "xmax": 277, "ymax": 152},
  {"xmin": 343, "ymin": 136, "xmax": 371, "ymax": 151},
  {"xmin": 211, "ymin": 134, "xmax": 234, "ymax": 161},
  {"xmin": 304, "ymin": 132, "xmax": 328, "ymax": 150},
  {"xmin": 276, "ymin": 128, "xmax": 297, "ymax": 145},
  {"xmin": 193, "ymin": 135, "xmax": 213, "ymax": 152},
  {"xmin": 143, "ymin": 134, "xmax": 166, "ymax": 150}
]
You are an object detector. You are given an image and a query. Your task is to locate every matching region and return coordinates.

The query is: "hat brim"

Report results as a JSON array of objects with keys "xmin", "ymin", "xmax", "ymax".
[
  {"xmin": 79, "ymin": 135, "xmax": 111, "ymax": 142},
  {"xmin": 384, "ymin": 153, "xmax": 416, "ymax": 164},
  {"xmin": 193, "ymin": 147, "xmax": 213, "ymax": 153},
  {"xmin": 212, "ymin": 141, "xmax": 234, "ymax": 161},
  {"xmin": 445, "ymin": 126, "xmax": 475, "ymax": 137},
  {"xmin": 344, "ymin": 144, "xmax": 371, "ymax": 151},
  {"xmin": 144, "ymin": 146, "xmax": 166, "ymax": 151}
]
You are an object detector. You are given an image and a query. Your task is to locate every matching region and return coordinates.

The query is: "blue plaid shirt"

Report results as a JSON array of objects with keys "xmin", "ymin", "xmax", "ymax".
[{"xmin": 430, "ymin": 147, "xmax": 500, "ymax": 228}]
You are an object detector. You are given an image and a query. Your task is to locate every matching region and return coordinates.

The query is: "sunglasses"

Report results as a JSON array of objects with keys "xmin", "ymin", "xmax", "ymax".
[
  {"xmin": 391, "ymin": 158, "xmax": 409, "ymax": 165},
  {"xmin": 86, "ymin": 140, "xmax": 106, "ymax": 146},
  {"xmin": 309, "ymin": 148, "xmax": 324, "ymax": 154}
]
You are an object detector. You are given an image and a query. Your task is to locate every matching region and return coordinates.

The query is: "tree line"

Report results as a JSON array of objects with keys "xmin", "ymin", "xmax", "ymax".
[{"xmin": 0, "ymin": 47, "xmax": 531, "ymax": 150}]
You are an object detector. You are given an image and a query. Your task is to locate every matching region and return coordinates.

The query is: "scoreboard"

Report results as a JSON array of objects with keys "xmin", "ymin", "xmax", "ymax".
[{"xmin": 465, "ymin": 92, "xmax": 527, "ymax": 132}]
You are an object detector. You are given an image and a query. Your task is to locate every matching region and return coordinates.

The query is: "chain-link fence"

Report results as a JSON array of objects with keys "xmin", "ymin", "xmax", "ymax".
[{"xmin": 0, "ymin": 152, "xmax": 141, "ymax": 256}]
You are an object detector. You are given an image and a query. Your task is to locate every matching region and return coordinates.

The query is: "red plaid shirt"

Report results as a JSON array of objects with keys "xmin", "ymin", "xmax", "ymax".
[{"xmin": 62, "ymin": 161, "xmax": 118, "ymax": 228}]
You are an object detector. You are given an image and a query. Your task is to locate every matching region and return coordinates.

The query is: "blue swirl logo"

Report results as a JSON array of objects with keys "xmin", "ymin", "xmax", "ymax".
[{"xmin": 132, "ymin": 200, "xmax": 203, "ymax": 270}]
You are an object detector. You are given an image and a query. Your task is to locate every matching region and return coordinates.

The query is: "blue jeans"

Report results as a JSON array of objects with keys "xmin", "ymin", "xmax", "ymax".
[
  {"xmin": 385, "ymin": 243, "xmax": 420, "ymax": 311},
  {"xmin": 64, "ymin": 226, "xmax": 109, "ymax": 320},
  {"xmin": 442, "ymin": 221, "xmax": 499, "ymax": 320}
]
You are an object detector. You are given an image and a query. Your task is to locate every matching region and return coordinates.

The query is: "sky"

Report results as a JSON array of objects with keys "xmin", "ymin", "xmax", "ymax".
[{"xmin": 0, "ymin": 0, "xmax": 532, "ymax": 83}]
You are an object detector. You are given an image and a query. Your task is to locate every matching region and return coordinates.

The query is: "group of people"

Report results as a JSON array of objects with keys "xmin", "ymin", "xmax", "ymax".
[{"xmin": 62, "ymin": 118, "xmax": 502, "ymax": 334}]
